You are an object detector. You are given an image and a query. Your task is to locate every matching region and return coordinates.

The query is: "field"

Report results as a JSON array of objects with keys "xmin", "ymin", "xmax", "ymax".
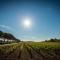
[{"xmin": 0, "ymin": 42, "xmax": 60, "ymax": 60}]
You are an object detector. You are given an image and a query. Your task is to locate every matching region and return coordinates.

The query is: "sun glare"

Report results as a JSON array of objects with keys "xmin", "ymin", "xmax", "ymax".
[{"xmin": 23, "ymin": 18, "xmax": 31, "ymax": 28}]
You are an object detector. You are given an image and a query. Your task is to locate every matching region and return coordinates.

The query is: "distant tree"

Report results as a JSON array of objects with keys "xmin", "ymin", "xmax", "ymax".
[
  {"xmin": 45, "ymin": 38, "xmax": 60, "ymax": 42},
  {"xmin": 45, "ymin": 40, "xmax": 48, "ymax": 42},
  {"xmin": 3, "ymin": 32, "xmax": 16, "ymax": 42},
  {"xmin": 0, "ymin": 31, "xmax": 3, "ymax": 38},
  {"xmin": 15, "ymin": 39, "xmax": 21, "ymax": 42},
  {"xmin": 50, "ymin": 39, "xmax": 56, "ymax": 42},
  {"xmin": 0, "ymin": 31, "xmax": 21, "ymax": 43}
]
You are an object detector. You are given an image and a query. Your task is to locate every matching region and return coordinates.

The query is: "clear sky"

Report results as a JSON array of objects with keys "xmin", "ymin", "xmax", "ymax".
[{"xmin": 0, "ymin": 0, "xmax": 60, "ymax": 41}]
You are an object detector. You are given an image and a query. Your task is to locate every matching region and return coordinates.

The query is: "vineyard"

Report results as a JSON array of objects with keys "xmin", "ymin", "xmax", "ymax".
[{"xmin": 0, "ymin": 42, "xmax": 60, "ymax": 60}]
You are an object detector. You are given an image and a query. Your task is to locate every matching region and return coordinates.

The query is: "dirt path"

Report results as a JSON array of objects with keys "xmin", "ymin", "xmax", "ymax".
[{"xmin": 0, "ymin": 42, "xmax": 60, "ymax": 60}]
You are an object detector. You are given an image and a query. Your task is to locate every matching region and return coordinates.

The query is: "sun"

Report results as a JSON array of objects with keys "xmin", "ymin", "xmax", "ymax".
[
  {"xmin": 23, "ymin": 18, "xmax": 31, "ymax": 28},
  {"xmin": 24, "ymin": 20, "xmax": 30, "ymax": 26}
]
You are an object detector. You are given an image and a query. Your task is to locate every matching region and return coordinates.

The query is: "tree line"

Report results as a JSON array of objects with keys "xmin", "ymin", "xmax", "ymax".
[
  {"xmin": 0, "ymin": 31, "xmax": 20, "ymax": 44},
  {"xmin": 45, "ymin": 38, "xmax": 60, "ymax": 42}
]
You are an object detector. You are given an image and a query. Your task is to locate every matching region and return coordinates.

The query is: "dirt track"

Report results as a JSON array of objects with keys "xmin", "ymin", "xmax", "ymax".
[{"xmin": 0, "ymin": 42, "xmax": 60, "ymax": 60}]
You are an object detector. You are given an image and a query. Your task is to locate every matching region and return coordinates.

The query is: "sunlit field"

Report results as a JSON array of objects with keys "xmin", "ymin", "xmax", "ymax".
[
  {"xmin": 0, "ymin": 42, "xmax": 60, "ymax": 60},
  {"xmin": 0, "ymin": 0, "xmax": 60, "ymax": 60}
]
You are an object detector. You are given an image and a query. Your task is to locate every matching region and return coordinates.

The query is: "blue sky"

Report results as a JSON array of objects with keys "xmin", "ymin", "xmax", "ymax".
[{"xmin": 0, "ymin": 0, "xmax": 60, "ymax": 41}]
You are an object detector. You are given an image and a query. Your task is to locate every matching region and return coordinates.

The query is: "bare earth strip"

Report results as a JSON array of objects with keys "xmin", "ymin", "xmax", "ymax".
[{"xmin": 0, "ymin": 42, "xmax": 60, "ymax": 60}]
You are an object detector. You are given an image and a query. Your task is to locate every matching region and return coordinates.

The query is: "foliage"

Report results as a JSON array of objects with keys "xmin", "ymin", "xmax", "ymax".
[
  {"xmin": 45, "ymin": 38, "xmax": 60, "ymax": 42},
  {"xmin": 0, "ymin": 31, "xmax": 20, "ymax": 44}
]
